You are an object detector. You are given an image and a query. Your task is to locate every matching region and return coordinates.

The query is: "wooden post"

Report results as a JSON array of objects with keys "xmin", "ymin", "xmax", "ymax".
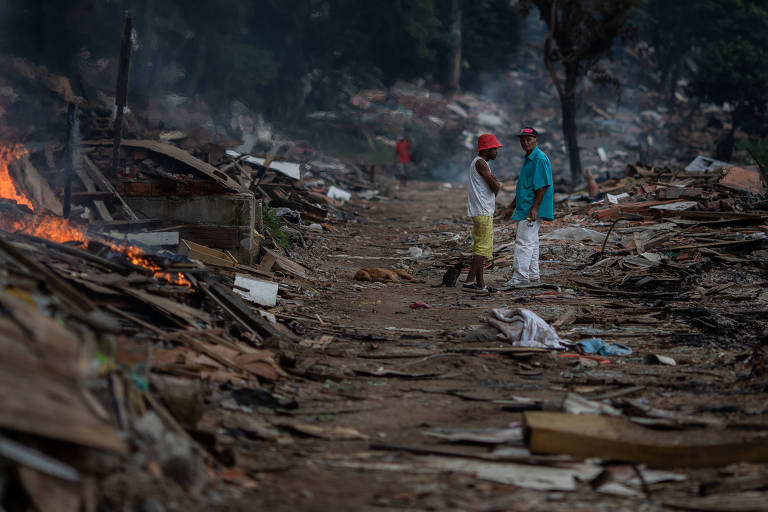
[
  {"xmin": 112, "ymin": 12, "xmax": 133, "ymax": 176},
  {"xmin": 63, "ymin": 103, "xmax": 76, "ymax": 218}
]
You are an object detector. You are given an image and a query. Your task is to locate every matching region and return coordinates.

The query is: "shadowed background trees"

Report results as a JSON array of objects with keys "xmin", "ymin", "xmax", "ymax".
[
  {"xmin": 520, "ymin": 0, "xmax": 640, "ymax": 185},
  {"xmin": 0, "ymin": 0, "xmax": 766, "ymax": 180},
  {"xmin": 635, "ymin": 0, "xmax": 768, "ymax": 161},
  {"xmin": 0, "ymin": 0, "xmax": 521, "ymax": 118}
]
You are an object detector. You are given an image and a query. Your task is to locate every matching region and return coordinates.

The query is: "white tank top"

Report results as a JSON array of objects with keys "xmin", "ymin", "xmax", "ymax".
[{"xmin": 467, "ymin": 156, "xmax": 495, "ymax": 217}]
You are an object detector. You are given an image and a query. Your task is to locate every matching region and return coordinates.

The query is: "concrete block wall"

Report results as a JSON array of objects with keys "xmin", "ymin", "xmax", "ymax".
[{"xmin": 124, "ymin": 192, "xmax": 256, "ymax": 264}]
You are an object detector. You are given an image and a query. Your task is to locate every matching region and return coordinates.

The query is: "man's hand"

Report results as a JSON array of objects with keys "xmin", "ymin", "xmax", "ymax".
[
  {"xmin": 528, "ymin": 208, "xmax": 538, "ymax": 222},
  {"xmin": 502, "ymin": 206, "xmax": 515, "ymax": 220}
]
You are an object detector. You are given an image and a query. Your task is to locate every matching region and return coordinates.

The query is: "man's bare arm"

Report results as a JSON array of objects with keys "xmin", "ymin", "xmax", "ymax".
[
  {"xmin": 475, "ymin": 159, "xmax": 500, "ymax": 196},
  {"xmin": 528, "ymin": 186, "xmax": 548, "ymax": 221},
  {"xmin": 502, "ymin": 197, "xmax": 516, "ymax": 220}
]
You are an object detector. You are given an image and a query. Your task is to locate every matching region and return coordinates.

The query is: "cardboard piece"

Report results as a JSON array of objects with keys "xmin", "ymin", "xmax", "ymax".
[
  {"xmin": 524, "ymin": 411, "xmax": 768, "ymax": 468},
  {"xmin": 181, "ymin": 239, "xmax": 237, "ymax": 268}
]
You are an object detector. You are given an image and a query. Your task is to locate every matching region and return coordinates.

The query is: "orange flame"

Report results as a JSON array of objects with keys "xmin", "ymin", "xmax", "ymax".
[
  {"xmin": 0, "ymin": 143, "xmax": 190, "ymax": 288},
  {"xmin": 110, "ymin": 242, "xmax": 192, "ymax": 287},
  {"xmin": 0, "ymin": 144, "xmax": 34, "ymax": 210},
  {"xmin": 10, "ymin": 214, "xmax": 87, "ymax": 243},
  {"xmin": 0, "ymin": 144, "xmax": 86, "ymax": 243}
]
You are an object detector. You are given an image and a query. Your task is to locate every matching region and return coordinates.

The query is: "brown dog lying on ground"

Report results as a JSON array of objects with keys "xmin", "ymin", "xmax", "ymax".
[{"xmin": 354, "ymin": 268, "xmax": 419, "ymax": 283}]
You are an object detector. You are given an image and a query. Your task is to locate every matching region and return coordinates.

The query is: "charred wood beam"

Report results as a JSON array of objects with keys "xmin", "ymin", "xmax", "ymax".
[
  {"xmin": 202, "ymin": 281, "xmax": 291, "ymax": 342},
  {"xmin": 0, "ymin": 232, "xmax": 96, "ymax": 312},
  {"xmin": 112, "ymin": 12, "xmax": 133, "ymax": 176},
  {"xmin": 15, "ymin": 233, "xmax": 150, "ymax": 275},
  {"xmin": 63, "ymin": 103, "xmax": 76, "ymax": 218}
]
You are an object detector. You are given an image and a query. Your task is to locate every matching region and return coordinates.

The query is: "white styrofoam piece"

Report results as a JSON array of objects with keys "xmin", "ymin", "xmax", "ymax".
[
  {"xmin": 233, "ymin": 274, "xmax": 278, "ymax": 306},
  {"xmin": 327, "ymin": 185, "xmax": 351, "ymax": 201}
]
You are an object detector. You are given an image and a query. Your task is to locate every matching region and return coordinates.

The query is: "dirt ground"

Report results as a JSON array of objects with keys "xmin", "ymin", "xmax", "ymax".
[{"xmin": 215, "ymin": 182, "xmax": 768, "ymax": 512}]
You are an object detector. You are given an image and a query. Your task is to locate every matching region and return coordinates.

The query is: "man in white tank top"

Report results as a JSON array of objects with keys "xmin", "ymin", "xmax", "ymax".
[{"xmin": 463, "ymin": 133, "xmax": 502, "ymax": 292}]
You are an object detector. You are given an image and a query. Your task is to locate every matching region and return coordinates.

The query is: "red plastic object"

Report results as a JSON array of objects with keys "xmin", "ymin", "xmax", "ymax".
[{"xmin": 559, "ymin": 354, "xmax": 611, "ymax": 365}]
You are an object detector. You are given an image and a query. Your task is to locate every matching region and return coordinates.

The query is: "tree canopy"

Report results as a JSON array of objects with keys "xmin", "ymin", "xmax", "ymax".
[
  {"xmin": 520, "ymin": 0, "xmax": 640, "ymax": 184},
  {"xmin": 636, "ymin": 0, "xmax": 768, "ymax": 159},
  {"xmin": 0, "ymin": 0, "xmax": 522, "ymax": 118}
]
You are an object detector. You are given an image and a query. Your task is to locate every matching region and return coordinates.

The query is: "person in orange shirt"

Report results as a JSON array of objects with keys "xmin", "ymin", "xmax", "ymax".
[{"xmin": 394, "ymin": 136, "xmax": 411, "ymax": 187}]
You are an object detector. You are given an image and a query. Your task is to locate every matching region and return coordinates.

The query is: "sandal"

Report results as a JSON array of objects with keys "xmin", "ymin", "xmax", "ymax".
[{"xmin": 462, "ymin": 283, "xmax": 495, "ymax": 294}]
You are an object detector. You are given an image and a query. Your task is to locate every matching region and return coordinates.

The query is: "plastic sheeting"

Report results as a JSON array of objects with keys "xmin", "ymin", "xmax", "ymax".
[
  {"xmin": 578, "ymin": 338, "xmax": 632, "ymax": 356},
  {"xmin": 486, "ymin": 307, "xmax": 572, "ymax": 350}
]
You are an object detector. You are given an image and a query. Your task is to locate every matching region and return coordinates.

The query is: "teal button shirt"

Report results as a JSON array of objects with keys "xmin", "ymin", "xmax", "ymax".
[{"xmin": 512, "ymin": 146, "xmax": 554, "ymax": 221}]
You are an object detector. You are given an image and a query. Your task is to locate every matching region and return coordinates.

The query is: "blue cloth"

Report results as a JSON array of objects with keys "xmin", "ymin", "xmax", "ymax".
[
  {"xmin": 578, "ymin": 338, "xmax": 632, "ymax": 356},
  {"xmin": 513, "ymin": 146, "xmax": 554, "ymax": 221}
]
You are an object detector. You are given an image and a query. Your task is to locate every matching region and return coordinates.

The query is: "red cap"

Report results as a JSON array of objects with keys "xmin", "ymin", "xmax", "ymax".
[
  {"xmin": 516, "ymin": 127, "xmax": 538, "ymax": 137},
  {"xmin": 477, "ymin": 133, "xmax": 502, "ymax": 152}
]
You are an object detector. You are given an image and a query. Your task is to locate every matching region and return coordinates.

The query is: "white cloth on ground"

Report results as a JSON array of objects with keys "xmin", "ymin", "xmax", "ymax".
[
  {"xmin": 512, "ymin": 219, "xmax": 541, "ymax": 281},
  {"xmin": 467, "ymin": 156, "xmax": 496, "ymax": 217},
  {"xmin": 486, "ymin": 307, "xmax": 571, "ymax": 350}
]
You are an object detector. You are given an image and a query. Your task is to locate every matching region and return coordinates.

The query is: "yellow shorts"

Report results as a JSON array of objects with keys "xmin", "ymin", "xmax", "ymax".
[{"xmin": 471, "ymin": 216, "xmax": 493, "ymax": 259}]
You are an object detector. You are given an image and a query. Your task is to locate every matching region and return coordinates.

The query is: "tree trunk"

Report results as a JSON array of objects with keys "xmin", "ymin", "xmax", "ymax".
[
  {"xmin": 186, "ymin": 34, "xmax": 207, "ymax": 97},
  {"xmin": 716, "ymin": 113, "xmax": 736, "ymax": 162},
  {"xmin": 561, "ymin": 67, "xmax": 582, "ymax": 186},
  {"xmin": 447, "ymin": 0, "xmax": 462, "ymax": 94}
]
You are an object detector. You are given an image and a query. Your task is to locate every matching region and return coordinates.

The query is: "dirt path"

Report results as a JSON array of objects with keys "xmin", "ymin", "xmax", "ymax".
[{"xmin": 231, "ymin": 182, "xmax": 767, "ymax": 512}]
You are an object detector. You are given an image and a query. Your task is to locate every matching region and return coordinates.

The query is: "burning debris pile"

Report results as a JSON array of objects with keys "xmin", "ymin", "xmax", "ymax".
[
  {"xmin": 0, "ymin": 219, "xmax": 297, "ymax": 509},
  {"xmin": 0, "ymin": 53, "xmax": 377, "ymax": 510}
]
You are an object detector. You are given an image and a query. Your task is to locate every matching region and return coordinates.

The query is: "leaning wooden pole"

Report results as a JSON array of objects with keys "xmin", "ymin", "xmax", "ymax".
[
  {"xmin": 112, "ymin": 12, "xmax": 132, "ymax": 176},
  {"xmin": 63, "ymin": 103, "xmax": 76, "ymax": 218}
]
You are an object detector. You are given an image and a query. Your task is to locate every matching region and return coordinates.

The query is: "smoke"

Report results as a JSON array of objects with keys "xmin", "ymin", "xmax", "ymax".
[{"xmin": 429, "ymin": 7, "xmax": 685, "ymax": 186}]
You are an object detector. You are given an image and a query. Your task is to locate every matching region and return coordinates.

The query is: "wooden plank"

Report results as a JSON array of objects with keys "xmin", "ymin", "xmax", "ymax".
[
  {"xmin": 180, "ymin": 239, "xmax": 237, "ymax": 268},
  {"xmin": 9, "ymin": 157, "xmax": 63, "ymax": 215},
  {"xmin": 0, "ymin": 235, "xmax": 96, "ymax": 312},
  {"xmin": 20, "ymin": 466, "xmax": 81, "ymax": 512},
  {"xmin": 83, "ymin": 155, "xmax": 138, "ymax": 220},
  {"xmin": 84, "ymin": 140, "xmax": 242, "ymax": 193},
  {"xmin": 260, "ymin": 248, "xmax": 311, "ymax": 280},
  {"xmin": 123, "ymin": 289, "xmax": 212, "ymax": 327},
  {"xmin": 112, "ymin": 12, "xmax": 132, "ymax": 175},
  {"xmin": 204, "ymin": 282, "xmax": 289, "ymax": 341},
  {"xmin": 0, "ymin": 325, "xmax": 126, "ymax": 453},
  {"xmin": 665, "ymin": 238, "xmax": 767, "ymax": 251},
  {"xmin": 524, "ymin": 411, "xmax": 768, "ymax": 468},
  {"xmin": 17, "ymin": 234, "xmax": 145, "ymax": 275},
  {"xmin": 258, "ymin": 250, "xmax": 278, "ymax": 272}
]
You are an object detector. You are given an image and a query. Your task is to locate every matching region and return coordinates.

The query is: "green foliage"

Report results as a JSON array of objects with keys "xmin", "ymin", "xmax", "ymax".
[
  {"xmin": 688, "ymin": 1, "xmax": 768, "ymax": 136},
  {"xmin": 632, "ymin": 0, "xmax": 698, "ymax": 97},
  {"xmin": 519, "ymin": 0, "xmax": 641, "ymax": 183},
  {"xmin": 457, "ymin": 0, "xmax": 522, "ymax": 88},
  {"xmin": 263, "ymin": 207, "xmax": 290, "ymax": 249},
  {"xmin": 737, "ymin": 138, "xmax": 768, "ymax": 170},
  {"xmin": 0, "ymin": 0, "xmax": 524, "ymax": 117},
  {"xmin": 636, "ymin": 0, "xmax": 768, "ymax": 138}
]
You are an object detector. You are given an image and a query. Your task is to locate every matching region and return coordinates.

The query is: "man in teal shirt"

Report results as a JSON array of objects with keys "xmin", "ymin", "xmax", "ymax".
[{"xmin": 502, "ymin": 127, "xmax": 554, "ymax": 286}]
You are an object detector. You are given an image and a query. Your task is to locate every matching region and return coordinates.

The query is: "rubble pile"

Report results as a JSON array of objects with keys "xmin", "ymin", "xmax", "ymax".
[
  {"xmin": 0, "ymin": 54, "xmax": 379, "ymax": 510},
  {"xmin": 564, "ymin": 157, "xmax": 768, "ymax": 344},
  {"xmin": 0, "ymin": 45, "xmax": 767, "ymax": 510}
]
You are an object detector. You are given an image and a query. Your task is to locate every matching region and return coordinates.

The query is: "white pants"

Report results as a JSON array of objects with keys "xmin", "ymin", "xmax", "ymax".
[{"xmin": 512, "ymin": 219, "xmax": 541, "ymax": 281}]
